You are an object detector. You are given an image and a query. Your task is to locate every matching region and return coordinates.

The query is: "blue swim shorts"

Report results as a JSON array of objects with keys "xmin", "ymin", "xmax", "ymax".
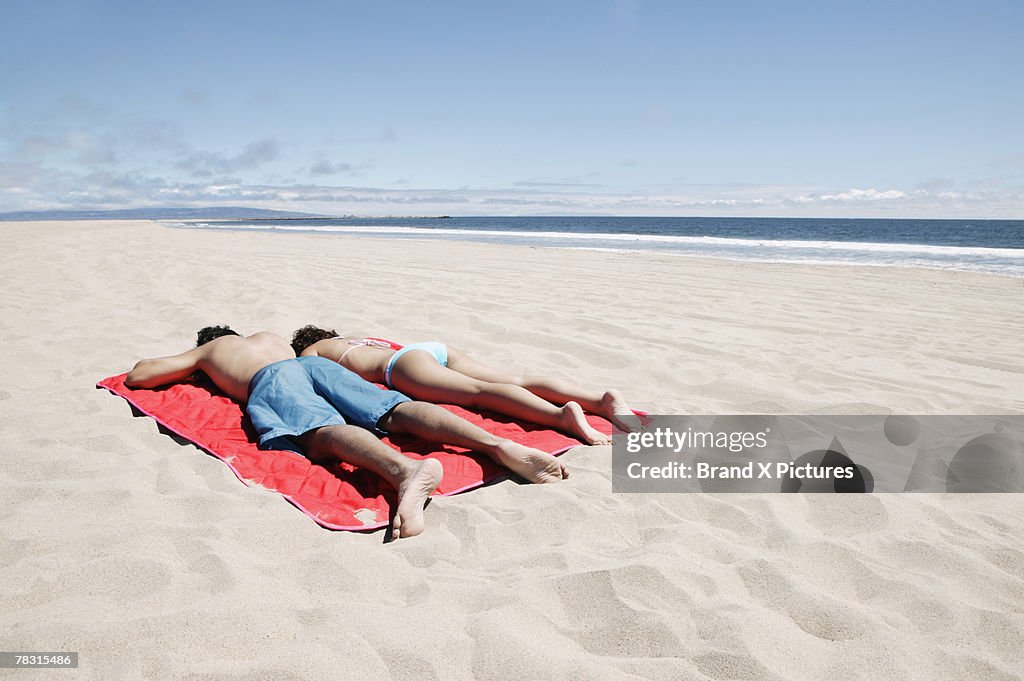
[{"xmin": 246, "ymin": 356, "xmax": 411, "ymax": 451}]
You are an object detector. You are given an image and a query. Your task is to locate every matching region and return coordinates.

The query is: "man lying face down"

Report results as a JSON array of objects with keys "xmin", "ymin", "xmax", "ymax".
[{"xmin": 125, "ymin": 326, "xmax": 568, "ymax": 539}]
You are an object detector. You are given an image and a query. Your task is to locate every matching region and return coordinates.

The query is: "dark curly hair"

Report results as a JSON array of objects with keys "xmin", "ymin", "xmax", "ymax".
[
  {"xmin": 291, "ymin": 325, "xmax": 338, "ymax": 355},
  {"xmin": 196, "ymin": 325, "xmax": 240, "ymax": 346}
]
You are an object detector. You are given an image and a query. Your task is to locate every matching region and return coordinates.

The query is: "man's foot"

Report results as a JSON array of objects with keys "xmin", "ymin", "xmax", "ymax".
[
  {"xmin": 493, "ymin": 440, "xmax": 569, "ymax": 483},
  {"xmin": 600, "ymin": 389, "xmax": 640, "ymax": 432},
  {"xmin": 560, "ymin": 401, "xmax": 612, "ymax": 445},
  {"xmin": 392, "ymin": 457, "xmax": 444, "ymax": 539}
]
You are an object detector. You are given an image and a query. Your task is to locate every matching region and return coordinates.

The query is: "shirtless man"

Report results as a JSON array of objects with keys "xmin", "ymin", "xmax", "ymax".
[{"xmin": 125, "ymin": 326, "xmax": 569, "ymax": 539}]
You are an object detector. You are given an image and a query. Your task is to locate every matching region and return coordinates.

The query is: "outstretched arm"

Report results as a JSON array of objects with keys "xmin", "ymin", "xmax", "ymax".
[{"xmin": 125, "ymin": 347, "xmax": 205, "ymax": 389}]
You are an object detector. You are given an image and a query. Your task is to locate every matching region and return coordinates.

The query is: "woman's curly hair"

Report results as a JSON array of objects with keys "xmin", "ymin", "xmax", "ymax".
[{"xmin": 291, "ymin": 325, "xmax": 338, "ymax": 355}]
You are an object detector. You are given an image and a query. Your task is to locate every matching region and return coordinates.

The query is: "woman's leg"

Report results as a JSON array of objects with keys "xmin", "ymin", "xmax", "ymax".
[
  {"xmin": 391, "ymin": 350, "xmax": 611, "ymax": 445},
  {"xmin": 445, "ymin": 346, "xmax": 638, "ymax": 432}
]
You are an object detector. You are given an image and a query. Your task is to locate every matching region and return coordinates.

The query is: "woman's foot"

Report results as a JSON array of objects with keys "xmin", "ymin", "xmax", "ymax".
[
  {"xmin": 560, "ymin": 401, "xmax": 612, "ymax": 445},
  {"xmin": 600, "ymin": 389, "xmax": 640, "ymax": 432}
]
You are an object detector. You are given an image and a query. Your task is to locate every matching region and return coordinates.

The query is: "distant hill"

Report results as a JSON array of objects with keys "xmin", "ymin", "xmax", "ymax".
[{"xmin": 0, "ymin": 207, "xmax": 327, "ymax": 221}]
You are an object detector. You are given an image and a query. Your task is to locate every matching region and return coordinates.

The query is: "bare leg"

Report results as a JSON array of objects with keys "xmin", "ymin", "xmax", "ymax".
[
  {"xmin": 446, "ymin": 347, "xmax": 639, "ymax": 431},
  {"xmin": 297, "ymin": 424, "xmax": 443, "ymax": 539},
  {"xmin": 381, "ymin": 401, "xmax": 569, "ymax": 483},
  {"xmin": 391, "ymin": 351, "xmax": 610, "ymax": 444}
]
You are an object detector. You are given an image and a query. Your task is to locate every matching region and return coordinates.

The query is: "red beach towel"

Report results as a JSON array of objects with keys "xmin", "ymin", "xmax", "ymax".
[{"xmin": 97, "ymin": 372, "xmax": 608, "ymax": 531}]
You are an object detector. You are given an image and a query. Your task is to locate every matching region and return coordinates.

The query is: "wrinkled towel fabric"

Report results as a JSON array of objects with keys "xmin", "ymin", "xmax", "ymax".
[{"xmin": 97, "ymin": 371, "xmax": 609, "ymax": 531}]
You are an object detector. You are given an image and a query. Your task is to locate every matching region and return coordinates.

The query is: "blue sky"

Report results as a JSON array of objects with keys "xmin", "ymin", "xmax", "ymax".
[{"xmin": 2, "ymin": 0, "xmax": 1022, "ymax": 217}]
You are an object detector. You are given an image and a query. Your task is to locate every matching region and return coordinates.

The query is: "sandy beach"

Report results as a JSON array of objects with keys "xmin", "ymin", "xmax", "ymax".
[{"xmin": 2, "ymin": 219, "xmax": 1022, "ymax": 680}]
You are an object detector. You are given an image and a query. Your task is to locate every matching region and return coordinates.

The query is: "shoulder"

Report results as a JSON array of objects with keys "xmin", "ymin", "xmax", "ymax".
[
  {"xmin": 198, "ymin": 333, "xmax": 245, "ymax": 354},
  {"xmin": 300, "ymin": 339, "xmax": 331, "ymax": 357},
  {"xmin": 247, "ymin": 331, "xmax": 284, "ymax": 343},
  {"xmin": 241, "ymin": 332, "xmax": 291, "ymax": 351}
]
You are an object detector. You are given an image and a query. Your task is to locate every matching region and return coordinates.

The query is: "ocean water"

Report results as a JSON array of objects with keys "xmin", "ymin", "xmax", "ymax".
[{"xmin": 166, "ymin": 216, "xmax": 1024, "ymax": 277}]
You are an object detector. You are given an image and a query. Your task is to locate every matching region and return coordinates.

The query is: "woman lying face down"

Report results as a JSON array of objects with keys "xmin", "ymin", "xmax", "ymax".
[{"xmin": 290, "ymin": 324, "xmax": 639, "ymax": 445}]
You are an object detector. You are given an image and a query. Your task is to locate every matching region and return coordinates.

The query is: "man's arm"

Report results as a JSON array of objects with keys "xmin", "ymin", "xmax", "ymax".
[{"xmin": 124, "ymin": 347, "xmax": 205, "ymax": 388}]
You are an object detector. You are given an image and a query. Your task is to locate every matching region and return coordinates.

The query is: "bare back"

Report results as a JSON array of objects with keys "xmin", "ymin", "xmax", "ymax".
[
  {"xmin": 303, "ymin": 337, "xmax": 393, "ymax": 383},
  {"xmin": 126, "ymin": 331, "xmax": 296, "ymax": 402},
  {"xmin": 198, "ymin": 333, "xmax": 295, "ymax": 400}
]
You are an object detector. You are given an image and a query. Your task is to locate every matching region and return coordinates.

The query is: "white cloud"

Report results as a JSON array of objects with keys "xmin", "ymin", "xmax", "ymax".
[
  {"xmin": 1, "ymin": 153, "xmax": 1022, "ymax": 218},
  {"xmin": 175, "ymin": 139, "xmax": 281, "ymax": 177},
  {"xmin": 818, "ymin": 188, "xmax": 907, "ymax": 202},
  {"xmin": 307, "ymin": 159, "xmax": 370, "ymax": 176}
]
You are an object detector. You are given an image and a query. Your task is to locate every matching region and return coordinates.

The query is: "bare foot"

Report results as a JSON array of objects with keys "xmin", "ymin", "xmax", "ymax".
[
  {"xmin": 600, "ymin": 389, "xmax": 640, "ymax": 432},
  {"xmin": 393, "ymin": 457, "xmax": 443, "ymax": 539},
  {"xmin": 560, "ymin": 401, "xmax": 611, "ymax": 445},
  {"xmin": 493, "ymin": 440, "xmax": 569, "ymax": 483}
]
